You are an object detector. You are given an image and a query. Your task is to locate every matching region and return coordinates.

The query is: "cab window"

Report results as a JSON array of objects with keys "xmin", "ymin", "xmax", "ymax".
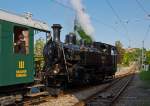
[{"xmin": 13, "ymin": 26, "xmax": 29, "ymax": 54}]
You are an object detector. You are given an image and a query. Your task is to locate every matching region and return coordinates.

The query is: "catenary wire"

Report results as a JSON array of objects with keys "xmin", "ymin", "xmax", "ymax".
[
  {"xmin": 135, "ymin": 0, "xmax": 148, "ymax": 15},
  {"xmin": 105, "ymin": 0, "xmax": 130, "ymax": 42},
  {"xmin": 50, "ymin": 0, "xmax": 124, "ymax": 37}
]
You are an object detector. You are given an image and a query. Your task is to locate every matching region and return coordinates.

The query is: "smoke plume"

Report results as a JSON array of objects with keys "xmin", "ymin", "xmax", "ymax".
[{"xmin": 70, "ymin": 0, "xmax": 95, "ymax": 39}]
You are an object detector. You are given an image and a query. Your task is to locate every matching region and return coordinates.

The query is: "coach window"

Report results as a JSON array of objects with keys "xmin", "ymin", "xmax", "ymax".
[{"xmin": 13, "ymin": 26, "xmax": 29, "ymax": 54}]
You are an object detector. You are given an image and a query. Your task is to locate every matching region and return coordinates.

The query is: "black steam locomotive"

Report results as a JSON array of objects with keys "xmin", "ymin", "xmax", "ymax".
[{"xmin": 43, "ymin": 24, "xmax": 118, "ymax": 90}]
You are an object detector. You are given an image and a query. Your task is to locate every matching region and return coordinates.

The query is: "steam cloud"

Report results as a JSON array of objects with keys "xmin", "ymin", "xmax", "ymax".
[{"xmin": 70, "ymin": 0, "xmax": 95, "ymax": 39}]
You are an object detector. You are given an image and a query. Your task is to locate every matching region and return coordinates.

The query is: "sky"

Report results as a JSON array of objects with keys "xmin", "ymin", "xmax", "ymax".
[{"xmin": 0, "ymin": 0, "xmax": 150, "ymax": 49}]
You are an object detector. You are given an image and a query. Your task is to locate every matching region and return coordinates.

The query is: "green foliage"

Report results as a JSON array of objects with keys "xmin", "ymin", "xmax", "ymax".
[
  {"xmin": 122, "ymin": 52, "xmax": 130, "ymax": 65},
  {"xmin": 133, "ymin": 48, "xmax": 141, "ymax": 59},
  {"xmin": 115, "ymin": 41, "xmax": 125, "ymax": 64},
  {"xmin": 115, "ymin": 41, "xmax": 123, "ymax": 48},
  {"xmin": 115, "ymin": 40, "xmax": 141, "ymax": 66},
  {"xmin": 140, "ymin": 50, "xmax": 150, "ymax": 84},
  {"xmin": 145, "ymin": 51, "xmax": 150, "ymax": 64},
  {"xmin": 34, "ymin": 38, "xmax": 45, "ymax": 57},
  {"xmin": 122, "ymin": 48, "xmax": 141, "ymax": 66},
  {"xmin": 123, "ymin": 52, "xmax": 134, "ymax": 65},
  {"xmin": 140, "ymin": 70, "xmax": 150, "ymax": 83}
]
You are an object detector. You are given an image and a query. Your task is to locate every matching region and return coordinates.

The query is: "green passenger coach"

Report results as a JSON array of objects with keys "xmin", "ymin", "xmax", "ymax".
[{"xmin": 0, "ymin": 9, "xmax": 50, "ymax": 87}]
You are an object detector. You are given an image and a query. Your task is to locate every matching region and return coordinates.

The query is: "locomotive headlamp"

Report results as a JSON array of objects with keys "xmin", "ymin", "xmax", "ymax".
[
  {"xmin": 53, "ymin": 70, "xmax": 59, "ymax": 74},
  {"xmin": 53, "ymin": 64, "xmax": 60, "ymax": 74}
]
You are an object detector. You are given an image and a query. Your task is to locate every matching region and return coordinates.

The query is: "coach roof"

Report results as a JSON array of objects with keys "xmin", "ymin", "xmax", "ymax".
[{"xmin": 0, "ymin": 9, "xmax": 50, "ymax": 32}]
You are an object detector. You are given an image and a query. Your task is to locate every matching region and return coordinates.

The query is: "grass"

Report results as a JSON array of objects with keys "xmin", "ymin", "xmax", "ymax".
[{"xmin": 140, "ymin": 70, "xmax": 150, "ymax": 84}]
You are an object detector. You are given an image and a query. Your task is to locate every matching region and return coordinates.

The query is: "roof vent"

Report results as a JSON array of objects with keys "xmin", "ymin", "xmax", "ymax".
[{"xmin": 24, "ymin": 12, "xmax": 32, "ymax": 19}]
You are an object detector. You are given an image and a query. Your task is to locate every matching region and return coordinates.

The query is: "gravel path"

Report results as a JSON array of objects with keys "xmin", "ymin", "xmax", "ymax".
[
  {"xmin": 32, "ymin": 65, "xmax": 135, "ymax": 106},
  {"xmin": 33, "ymin": 84, "xmax": 109, "ymax": 106},
  {"xmin": 114, "ymin": 73, "xmax": 150, "ymax": 106}
]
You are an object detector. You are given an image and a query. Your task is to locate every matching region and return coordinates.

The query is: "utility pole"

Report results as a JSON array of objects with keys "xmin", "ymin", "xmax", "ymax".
[
  {"xmin": 141, "ymin": 40, "xmax": 144, "ymax": 70},
  {"xmin": 128, "ymin": 39, "xmax": 131, "ymax": 48}
]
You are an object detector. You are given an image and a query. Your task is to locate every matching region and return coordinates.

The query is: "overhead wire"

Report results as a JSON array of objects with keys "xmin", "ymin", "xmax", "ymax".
[
  {"xmin": 50, "ymin": 0, "xmax": 120, "ymax": 34},
  {"xmin": 105, "ymin": 0, "xmax": 132, "ymax": 48},
  {"xmin": 135, "ymin": 0, "xmax": 148, "ymax": 15},
  {"xmin": 51, "ymin": 0, "xmax": 73, "ymax": 10},
  {"xmin": 135, "ymin": 0, "xmax": 150, "ymax": 45},
  {"xmin": 105, "ymin": 0, "xmax": 131, "ymax": 43},
  {"xmin": 143, "ymin": 25, "xmax": 150, "ymax": 41},
  {"xmin": 91, "ymin": 17, "xmax": 121, "ymax": 34}
]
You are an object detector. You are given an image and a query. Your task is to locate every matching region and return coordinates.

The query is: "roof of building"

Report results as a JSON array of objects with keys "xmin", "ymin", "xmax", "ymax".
[{"xmin": 0, "ymin": 9, "xmax": 50, "ymax": 32}]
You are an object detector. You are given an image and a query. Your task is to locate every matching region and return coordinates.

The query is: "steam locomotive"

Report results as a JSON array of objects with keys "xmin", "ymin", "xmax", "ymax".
[{"xmin": 43, "ymin": 24, "xmax": 118, "ymax": 90}]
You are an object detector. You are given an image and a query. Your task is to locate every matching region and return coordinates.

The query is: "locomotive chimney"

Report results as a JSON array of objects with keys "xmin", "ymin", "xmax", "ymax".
[{"xmin": 52, "ymin": 24, "xmax": 62, "ymax": 42}]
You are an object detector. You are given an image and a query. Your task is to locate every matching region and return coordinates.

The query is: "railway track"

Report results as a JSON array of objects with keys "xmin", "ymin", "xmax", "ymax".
[
  {"xmin": 74, "ymin": 70, "xmax": 135, "ymax": 106},
  {"xmin": 19, "ymin": 84, "xmax": 108, "ymax": 106},
  {"xmin": 15, "ymin": 65, "xmax": 136, "ymax": 106},
  {"xmin": 21, "ymin": 77, "xmax": 133, "ymax": 106},
  {"xmin": 86, "ymin": 74, "xmax": 134, "ymax": 106},
  {"xmin": 14, "ymin": 81, "xmax": 112, "ymax": 106}
]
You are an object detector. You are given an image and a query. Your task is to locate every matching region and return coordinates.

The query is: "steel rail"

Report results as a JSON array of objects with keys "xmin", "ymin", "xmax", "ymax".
[
  {"xmin": 15, "ymin": 66, "xmax": 136, "ymax": 106},
  {"xmin": 74, "ymin": 66, "xmax": 136, "ymax": 106}
]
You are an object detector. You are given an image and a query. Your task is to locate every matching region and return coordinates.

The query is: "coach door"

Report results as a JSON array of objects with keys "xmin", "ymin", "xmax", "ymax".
[
  {"xmin": 13, "ymin": 26, "xmax": 34, "ymax": 83},
  {"xmin": 0, "ymin": 22, "xmax": 1, "ymax": 53}
]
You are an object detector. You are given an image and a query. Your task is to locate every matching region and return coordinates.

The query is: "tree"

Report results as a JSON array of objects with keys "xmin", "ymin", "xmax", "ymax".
[
  {"xmin": 123, "ymin": 52, "xmax": 130, "ymax": 65},
  {"xmin": 123, "ymin": 52, "xmax": 135, "ymax": 66},
  {"xmin": 115, "ymin": 41, "xmax": 125, "ymax": 64},
  {"xmin": 115, "ymin": 41, "xmax": 123, "ymax": 48},
  {"xmin": 145, "ymin": 51, "xmax": 150, "ymax": 65},
  {"xmin": 122, "ymin": 48, "xmax": 141, "ymax": 66},
  {"xmin": 34, "ymin": 38, "xmax": 45, "ymax": 57}
]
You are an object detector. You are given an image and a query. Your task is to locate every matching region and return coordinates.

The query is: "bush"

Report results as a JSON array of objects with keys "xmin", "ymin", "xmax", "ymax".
[{"xmin": 140, "ymin": 70, "xmax": 150, "ymax": 82}]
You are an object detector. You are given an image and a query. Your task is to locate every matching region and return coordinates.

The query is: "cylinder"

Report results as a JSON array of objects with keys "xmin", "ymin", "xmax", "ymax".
[{"xmin": 51, "ymin": 24, "xmax": 62, "ymax": 42}]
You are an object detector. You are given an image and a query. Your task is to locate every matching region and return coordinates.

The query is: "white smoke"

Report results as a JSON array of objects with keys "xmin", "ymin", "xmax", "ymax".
[{"xmin": 70, "ymin": 0, "xmax": 95, "ymax": 39}]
